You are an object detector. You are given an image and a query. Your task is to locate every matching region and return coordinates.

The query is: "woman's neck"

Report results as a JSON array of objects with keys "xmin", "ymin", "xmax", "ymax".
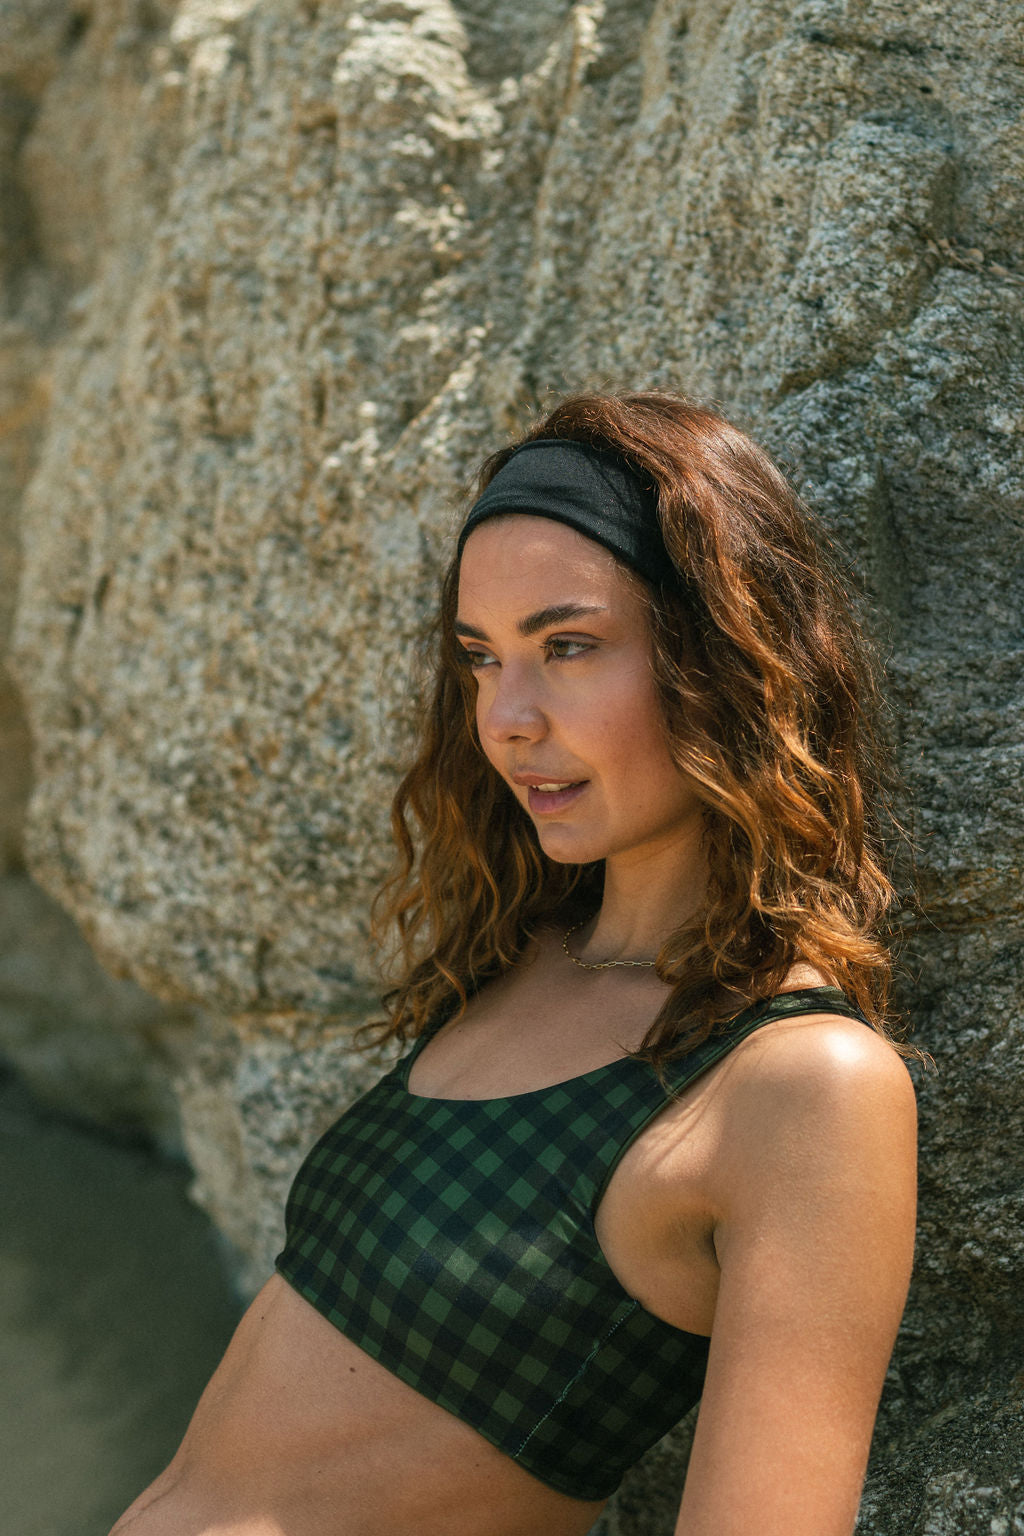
[{"xmin": 575, "ymin": 833, "xmax": 708, "ymax": 965}]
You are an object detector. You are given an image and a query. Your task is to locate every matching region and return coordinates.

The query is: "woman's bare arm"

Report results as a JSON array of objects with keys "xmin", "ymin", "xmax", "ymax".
[{"xmin": 674, "ymin": 1018, "xmax": 918, "ymax": 1536}]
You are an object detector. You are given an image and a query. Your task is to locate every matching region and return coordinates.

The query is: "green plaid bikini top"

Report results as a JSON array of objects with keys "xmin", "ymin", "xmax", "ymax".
[{"xmin": 274, "ymin": 986, "xmax": 867, "ymax": 1502}]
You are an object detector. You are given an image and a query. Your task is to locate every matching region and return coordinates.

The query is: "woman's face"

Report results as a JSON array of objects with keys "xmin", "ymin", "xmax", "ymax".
[{"xmin": 455, "ymin": 514, "xmax": 703, "ymax": 869}]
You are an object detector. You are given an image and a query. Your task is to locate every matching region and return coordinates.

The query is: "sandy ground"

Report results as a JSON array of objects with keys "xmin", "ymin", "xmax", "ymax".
[{"xmin": 0, "ymin": 1066, "xmax": 244, "ymax": 1536}]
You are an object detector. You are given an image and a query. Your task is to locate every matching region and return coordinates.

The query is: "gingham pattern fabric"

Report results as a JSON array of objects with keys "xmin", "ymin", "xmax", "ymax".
[{"xmin": 274, "ymin": 987, "xmax": 867, "ymax": 1500}]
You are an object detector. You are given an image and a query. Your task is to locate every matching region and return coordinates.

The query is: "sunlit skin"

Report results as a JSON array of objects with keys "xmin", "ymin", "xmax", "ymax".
[{"xmin": 108, "ymin": 514, "xmax": 917, "ymax": 1536}]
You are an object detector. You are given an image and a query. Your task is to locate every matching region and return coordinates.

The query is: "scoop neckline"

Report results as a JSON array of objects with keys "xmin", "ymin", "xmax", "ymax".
[{"xmin": 398, "ymin": 985, "xmax": 851, "ymax": 1105}]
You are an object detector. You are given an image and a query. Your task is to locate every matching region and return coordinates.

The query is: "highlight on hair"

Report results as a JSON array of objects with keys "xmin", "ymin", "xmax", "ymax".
[{"xmin": 368, "ymin": 389, "xmax": 915, "ymax": 1068}]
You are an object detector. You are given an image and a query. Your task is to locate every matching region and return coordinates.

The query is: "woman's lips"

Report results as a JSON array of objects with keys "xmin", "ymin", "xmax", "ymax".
[{"xmin": 526, "ymin": 781, "xmax": 588, "ymax": 815}]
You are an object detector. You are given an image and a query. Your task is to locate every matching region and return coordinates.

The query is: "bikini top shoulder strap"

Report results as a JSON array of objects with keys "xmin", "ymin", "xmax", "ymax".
[{"xmin": 659, "ymin": 985, "xmax": 871, "ymax": 1094}]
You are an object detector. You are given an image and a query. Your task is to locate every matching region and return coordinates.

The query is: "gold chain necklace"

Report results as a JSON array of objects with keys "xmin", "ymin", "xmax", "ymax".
[{"xmin": 562, "ymin": 920, "xmax": 658, "ymax": 971}]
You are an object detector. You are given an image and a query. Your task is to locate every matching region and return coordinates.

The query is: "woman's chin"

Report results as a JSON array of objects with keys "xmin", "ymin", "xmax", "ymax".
[{"xmin": 534, "ymin": 826, "xmax": 606, "ymax": 865}]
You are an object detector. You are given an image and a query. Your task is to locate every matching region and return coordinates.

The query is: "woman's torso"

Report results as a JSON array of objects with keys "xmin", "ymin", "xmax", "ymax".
[{"xmin": 109, "ymin": 937, "xmax": 856, "ymax": 1536}]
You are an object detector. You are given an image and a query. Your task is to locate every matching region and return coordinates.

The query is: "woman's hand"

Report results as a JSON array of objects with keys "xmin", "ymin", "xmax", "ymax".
[{"xmin": 674, "ymin": 1017, "xmax": 918, "ymax": 1536}]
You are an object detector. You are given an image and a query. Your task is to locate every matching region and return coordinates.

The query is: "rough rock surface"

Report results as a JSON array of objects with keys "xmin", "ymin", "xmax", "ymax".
[
  {"xmin": 0, "ymin": 0, "xmax": 192, "ymax": 1151},
  {"xmin": 3, "ymin": 0, "xmax": 1023, "ymax": 1529}
]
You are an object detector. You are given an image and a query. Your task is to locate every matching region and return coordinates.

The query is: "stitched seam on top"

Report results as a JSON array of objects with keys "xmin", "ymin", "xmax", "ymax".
[{"xmin": 512, "ymin": 1299, "xmax": 640, "ymax": 1457}]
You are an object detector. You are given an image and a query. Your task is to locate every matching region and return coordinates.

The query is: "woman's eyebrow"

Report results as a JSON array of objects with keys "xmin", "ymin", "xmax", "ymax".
[{"xmin": 454, "ymin": 604, "xmax": 609, "ymax": 642}]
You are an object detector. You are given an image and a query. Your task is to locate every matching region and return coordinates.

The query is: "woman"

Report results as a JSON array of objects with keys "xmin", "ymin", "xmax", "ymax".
[{"xmin": 110, "ymin": 391, "xmax": 918, "ymax": 1536}]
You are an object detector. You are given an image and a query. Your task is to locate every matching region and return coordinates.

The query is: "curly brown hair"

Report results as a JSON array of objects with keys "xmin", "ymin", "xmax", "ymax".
[{"xmin": 368, "ymin": 390, "xmax": 912, "ymax": 1067}]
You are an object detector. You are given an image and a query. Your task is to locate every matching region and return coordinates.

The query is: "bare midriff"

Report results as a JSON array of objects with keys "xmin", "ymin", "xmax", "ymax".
[{"xmin": 108, "ymin": 1272, "xmax": 607, "ymax": 1536}]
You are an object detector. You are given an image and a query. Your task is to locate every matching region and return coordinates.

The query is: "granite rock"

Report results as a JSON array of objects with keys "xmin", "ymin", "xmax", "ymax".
[{"xmin": 0, "ymin": 0, "xmax": 193, "ymax": 1152}]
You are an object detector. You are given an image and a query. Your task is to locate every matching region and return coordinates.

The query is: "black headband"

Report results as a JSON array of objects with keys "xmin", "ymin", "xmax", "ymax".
[{"xmin": 456, "ymin": 438, "xmax": 674, "ymax": 587}]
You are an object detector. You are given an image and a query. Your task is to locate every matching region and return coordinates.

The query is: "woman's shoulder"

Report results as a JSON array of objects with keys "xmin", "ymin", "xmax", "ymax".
[
  {"xmin": 703, "ymin": 978, "xmax": 917, "ymax": 1199},
  {"xmin": 728, "ymin": 967, "xmax": 915, "ymax": 1102},
  {"xmin": 730, "ymin": 1004, "xmax": 916, "ymax": 1108}
]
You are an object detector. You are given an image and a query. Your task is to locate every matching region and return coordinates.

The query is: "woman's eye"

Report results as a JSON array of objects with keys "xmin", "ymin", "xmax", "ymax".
[
  {"xmin": 459, "ymin": 648, "xmax": 495, "ymax": 670},
  {"xmin": 546, "ymin": 637, "xmax": 591, "ymax": 660},
  {"xmin": 457, "ymin": 638, "xmax": 591, "ymax": 669}
]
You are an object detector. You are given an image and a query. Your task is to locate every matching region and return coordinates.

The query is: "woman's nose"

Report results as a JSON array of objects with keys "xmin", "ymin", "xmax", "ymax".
[{"xmin": 479, "ymin": 665, "xmax": 546, "ymax": 743}]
